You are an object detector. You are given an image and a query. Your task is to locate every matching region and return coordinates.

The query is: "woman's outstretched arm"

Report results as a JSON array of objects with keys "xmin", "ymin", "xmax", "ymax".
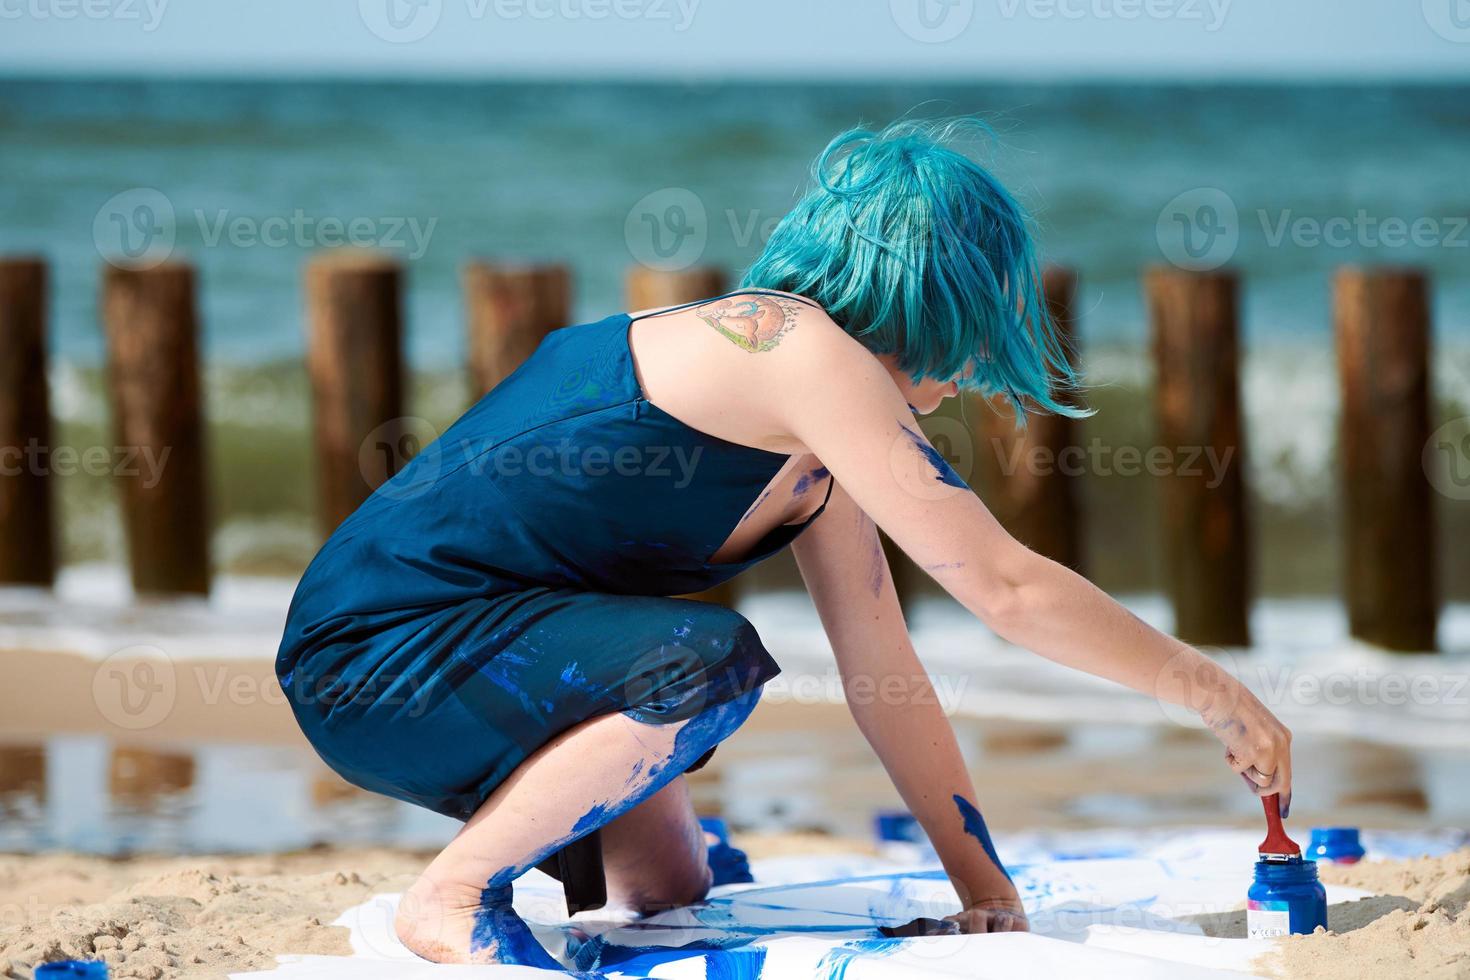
[
  {"xmin": 791, "ymin": 477, "xmax": 1027, "ymax": 932},
  {"xmin": 748, "ymin": 305, "xmax": 1293, "ymax": 813}
]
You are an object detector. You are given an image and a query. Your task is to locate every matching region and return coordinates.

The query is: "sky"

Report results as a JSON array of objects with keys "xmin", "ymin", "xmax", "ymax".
[{"xmin": 0, "ymin": 0, "xmax": 1467, "ymax": 80}]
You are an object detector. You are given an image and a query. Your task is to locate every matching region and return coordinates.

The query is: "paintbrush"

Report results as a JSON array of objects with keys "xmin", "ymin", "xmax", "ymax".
[{"xmin": 1257, "ymin": 793, "xmax": 1300, "ymax": 863}]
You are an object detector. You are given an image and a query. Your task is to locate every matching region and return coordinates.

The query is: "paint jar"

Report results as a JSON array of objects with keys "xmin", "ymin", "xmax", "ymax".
[
  {"xmin": 874, "ymin": 811, "xmax": 922, "ymax": 844},
  {"xmin": 35, "ymin": 961, "xmax": 109, "ymax": 979},
  {"xmin": 1306, "ymin": 827, "xmax": 1365, "ymax": 864},
  {"xmin": 1246, "ymin": 856, "xmax": 1328, "ymax": 938},
  {"xmin": 698, "ymin": 816, "xmax": 731, "ymax": 844}
]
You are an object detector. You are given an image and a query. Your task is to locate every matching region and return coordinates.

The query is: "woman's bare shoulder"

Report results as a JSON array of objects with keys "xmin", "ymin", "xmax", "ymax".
[{"xmin": 629, "ymin": 289, "xmax": 871, "ymax": 456}]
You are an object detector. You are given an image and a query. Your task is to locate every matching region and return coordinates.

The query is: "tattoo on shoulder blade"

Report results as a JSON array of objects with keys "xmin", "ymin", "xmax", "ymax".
[{"xmin": 694, "ymin": 295, "xmax": 803, "ymax": 353}]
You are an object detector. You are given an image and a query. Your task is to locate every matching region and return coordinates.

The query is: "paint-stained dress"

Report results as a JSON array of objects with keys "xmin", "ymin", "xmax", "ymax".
[{"xmin": 275, "ymin": 291, "xmax": 835, "ymax": 821}]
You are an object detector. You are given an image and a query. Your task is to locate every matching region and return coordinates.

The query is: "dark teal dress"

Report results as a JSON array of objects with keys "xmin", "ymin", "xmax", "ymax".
[{"xmin": 275, "ymin": 290, "xmax": 835, "ymax": 821}]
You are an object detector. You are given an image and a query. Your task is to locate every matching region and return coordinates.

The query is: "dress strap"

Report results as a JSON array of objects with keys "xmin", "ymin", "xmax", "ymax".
[{"xmin": 626, "ymin": 287, "xmax": 825, "ymax": 322}]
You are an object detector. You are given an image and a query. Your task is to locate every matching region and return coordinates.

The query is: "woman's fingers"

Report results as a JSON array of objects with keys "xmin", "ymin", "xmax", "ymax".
[
  {"xmin": 1224, "ymin": 742, "xmax": 1291, "ymax": 799},
  {"xmin": 944, "ymin": 905, "xmax": 1030, "ymax": 935}
]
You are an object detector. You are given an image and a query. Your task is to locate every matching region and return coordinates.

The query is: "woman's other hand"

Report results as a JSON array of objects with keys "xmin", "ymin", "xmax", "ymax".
[{"xmin": 944, "ymin": 896, "xmax": 1030, "ymax": 934}]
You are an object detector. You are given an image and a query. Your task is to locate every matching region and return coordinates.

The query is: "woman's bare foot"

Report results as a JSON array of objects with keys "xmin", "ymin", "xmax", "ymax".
[{"xmin": 394, "ymin": 880, "xmax": 563, "ymax": 968}]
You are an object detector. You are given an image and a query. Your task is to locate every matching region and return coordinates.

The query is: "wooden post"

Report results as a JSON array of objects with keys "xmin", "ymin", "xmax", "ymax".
[
  {"xmin": 464, "ymin": 262, "xmax": 572, "ymax": 398},
  {"xmin": 625, "ymin": 267, "xmax": 732, "ymax": 606},
  {"xmin": 1334, "ymin": 267, "xmax": 1436, "ymax": 652},
  {"xmin": 976, "ymin": 266, "xmax": 1085, "ymax": 573},
  {"xmin": 102, "ymin": 262, "xmax": 211, "ymax": 596},
  {"xmin": 306, "ymin": 253, "xmax": 405, "ymax": 537},
  {"xmin": 1146, "ymin": 266, "xmax": 1251, "ymax": 646},
  {"xmin": 0, "ymin": 258, "xmax": 56, "ymax": 586},
  {"xmin": 626, "ymin": 266, "xmax": 726, "ymax": 313}
]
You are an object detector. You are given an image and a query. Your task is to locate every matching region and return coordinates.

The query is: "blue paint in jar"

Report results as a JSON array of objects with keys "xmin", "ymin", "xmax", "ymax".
[
  {"xmin": 1306, "ymin": 827, "xmax": 1365, "ymax": 864},
  {"xmin": 1246, "ymin": 856, "xmax": 1328, "ymax": 938}
]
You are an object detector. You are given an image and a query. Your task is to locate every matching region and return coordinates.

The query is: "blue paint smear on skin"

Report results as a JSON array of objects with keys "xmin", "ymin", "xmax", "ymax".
[
  {"xmin": 469, "ymin": 883, "xmax": 569, "ymax": 971},
  {"xmin": 467, "ymin": 691, "xmax": 764, "ymax": 971},
  {"xmin": 792, "ymin": 466, "xmax": 831, "ymax": 495},
  {"xmin": 953, "ymin": 794, "xmax": 1014, "ymax": 884},
  {"xmin": 900, "ymin": 425, "xmax": 968, "ymax": 488}
]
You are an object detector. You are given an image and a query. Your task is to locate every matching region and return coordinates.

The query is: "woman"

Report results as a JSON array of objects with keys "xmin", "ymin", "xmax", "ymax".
[{"xmin": 275, "ymin": 118, "xmax": 1294, "ymax": 968}]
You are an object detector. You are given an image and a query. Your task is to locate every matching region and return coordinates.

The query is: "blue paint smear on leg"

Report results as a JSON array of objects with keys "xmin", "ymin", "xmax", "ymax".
[
  {"xmin": 466, "ymin": 691, "xmax": 766, "ymax": 974},
  {"xmin": 469, "ymin": 882, "xmax": 567, "ymax": 971},
  {"xmin": 953, "ymin": 794, "xmax": 1013, "ymax": 884},
  {"xmin": 900, "ymin": 425, "xmax": 968, "ymax": 488}
]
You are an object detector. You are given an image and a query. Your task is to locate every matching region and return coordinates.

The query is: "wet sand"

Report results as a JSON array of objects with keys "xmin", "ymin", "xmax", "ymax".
[{"xmin": 0, "ymin": 645, "xmax": 1459, "ymax": 846}]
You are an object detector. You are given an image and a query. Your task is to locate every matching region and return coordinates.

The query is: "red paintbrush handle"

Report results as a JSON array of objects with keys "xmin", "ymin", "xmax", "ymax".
[{"xmin": 1258, "ymin": 793, "xmax": 1299, "ymax": 856}]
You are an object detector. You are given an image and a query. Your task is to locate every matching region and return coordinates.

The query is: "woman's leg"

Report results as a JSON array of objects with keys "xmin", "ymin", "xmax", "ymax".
[
  {"xmin": 393, "ymin": 687, "xmax": 759, "ymax": 967},
  {"xmin": 597, "ymin": 775, "xmax": 712, "ymax": 913}
]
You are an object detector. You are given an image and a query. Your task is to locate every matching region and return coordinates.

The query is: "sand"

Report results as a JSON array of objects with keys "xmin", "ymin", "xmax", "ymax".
[
  {"xmin": 0, "ymin": 834, "xmax": 872, "ymax": 979},
  {"xmin": 0, "ymin": 847, "xmax": 430, "ymax": 979},
  {"xmin": 3, "ymin": 841, "xmax": 1466, "ymax": 979},
  {"xmin": 1255, "ymin": 848, "xmax": 1470, "ymax": 980}
]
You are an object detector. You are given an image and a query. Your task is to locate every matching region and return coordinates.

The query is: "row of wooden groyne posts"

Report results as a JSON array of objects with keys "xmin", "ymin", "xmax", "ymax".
[{"xmin": 0, "ymin": 254, "xmax": 1447, "ymax": 653}]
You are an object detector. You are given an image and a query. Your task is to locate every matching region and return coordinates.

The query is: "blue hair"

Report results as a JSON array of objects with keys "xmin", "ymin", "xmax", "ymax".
[{"xmin": 740, "ymin": 116, "xmax": 1090, "ymax": 424}]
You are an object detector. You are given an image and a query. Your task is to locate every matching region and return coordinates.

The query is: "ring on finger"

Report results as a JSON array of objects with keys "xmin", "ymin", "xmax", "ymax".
[{"xmin": 1246, "ymin": 765, "xmax": 1275, "ymax": 782}]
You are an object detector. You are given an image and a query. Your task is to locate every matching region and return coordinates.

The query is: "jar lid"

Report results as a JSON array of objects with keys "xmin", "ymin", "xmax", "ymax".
[
  {"xmin": 35, "ymin": 962, "xmax": 109, "ymax": 979},
  {"xmin": 1309, "ymin": 827, "xmax": 1362, "ymax": 844}
]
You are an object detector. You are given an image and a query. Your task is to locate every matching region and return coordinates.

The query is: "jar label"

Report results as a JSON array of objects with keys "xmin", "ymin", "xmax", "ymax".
[{"xmin": 1247, "ymin": 899, "xmax": 1291, "ymax": 939}]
